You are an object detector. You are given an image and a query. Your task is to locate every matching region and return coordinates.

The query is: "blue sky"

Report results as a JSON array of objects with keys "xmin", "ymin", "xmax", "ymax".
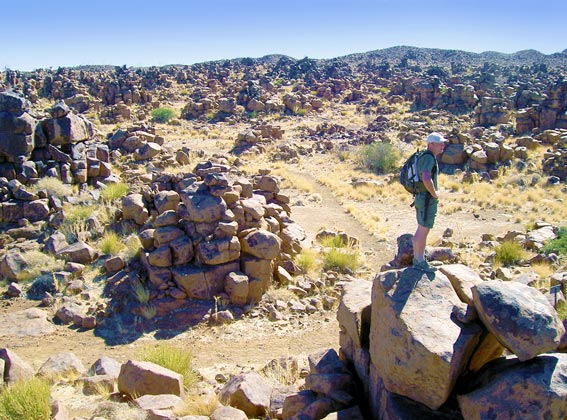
[{"xmin": 3, "ymin": 0, "xmax": 566, "ymax": 71}]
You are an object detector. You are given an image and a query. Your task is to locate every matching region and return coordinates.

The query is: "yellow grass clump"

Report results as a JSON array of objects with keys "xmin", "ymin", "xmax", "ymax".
[
  {"xmin": 0, "ymin": 377, "xmax": 51, "ymax": 420},
  {"xmin": 139, "ymin": 342, "xmax": 199, "ymax": 389}
]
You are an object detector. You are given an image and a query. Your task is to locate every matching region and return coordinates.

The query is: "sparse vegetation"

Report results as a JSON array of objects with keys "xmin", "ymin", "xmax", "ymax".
[
  {"xmin": 139, "ymin": 342, "xmax": 199, "ymax": 388},
  {"xmin": 132, "ymin": 278, "xmax": 150, "ymax": 304},
  {"xmin": 494, "ymin": 240, "xmax": 526, "ymax": 266},
  {"xmin": 151, "ymin": 107, "xmax": 176, "ymax": 123},
  {"xmin": 5, "ymin": 45, "xmax": 567, "ymax": 420},
  {"xmin": 124, "ymin": 234, "xmax": 142, "ymax": 259},
  {"xmin": 100, "ymin": 182, "xmax": 129, "ymax": 203},
  {"xmin": 139, "ymin": 304, "xmax": 157, "ymax": 320},
  {"xmin": 555, "ymin": 300, "xmax": 567, "ymax": 321},
  {"xmin": 542, "ymin": 227, "xmax": 567, "ymax": 256},
  {"xmin": 323, "ymin": 245, "xmax": 362, "ymax": 272},
  {"xmin": 320, "ymin": 234, "xmax": 362, "ymax": 272},
  {"xmin": 28, "ymin": 177, "xmax": 73, "ymax": 198},
  {"xmin": 358, "ymin": 141, "xmax": 400, "ymax": 174},
  {"xmin": 174, "ymin": 394, "xmax": 219, "ymax": 417},
  {"xmin": 99, "ymin": 230, "xmax": 125, "ymax": 255},
  {"xmin": 0, "ymin": 377, "xmax": 51, "ymax": 420},
  {"xmin": 15, "ymin": 250, "xmax": 64, "ymax": 283},
  {"xmin": 60, "ymin": 204, "xmax": 96, "ymax": 242},
  {"xmin": 294, "ymin": 248, "xmax": 319, "ymax": 274}
]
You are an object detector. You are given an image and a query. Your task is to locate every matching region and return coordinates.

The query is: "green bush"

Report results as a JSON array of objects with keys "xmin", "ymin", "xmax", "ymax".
[
  {"xmin": 151, "ymin": 107, "xmax": 176, "ymax": 123},
  {"xmin": 29, "ymin": 177, "xmax": 72, "ymax": 198},
  {"xmin": 495, "ymin": 240, "xmax": 525, "ymax": 266},
  {"xmin": 555, "ymin": 300, "xmax": 567, "ymax": 321},
  {"xmin": 294, "ymin": 249, "xmax": 318, "ymax": 274},
  {"xmin": 140, "ymin": 342, "xmax": 198, "ymax": 388},
  {"xmin": 99, "ymin": 231, "xmax": 125, "ymax": 255},
  {"xmin": 0, "ymin": 377, "xmax": 51, "ymax": 420},
  {"xmin": 542, "ymin": 227, "xmax": 567, "ymax": 256},
  {"xmin": 359, "ymin": 142, "xmax": 400, "ymax": 174},
  {"xmin": 100, "ymin": 182, "xmax": 129, "ymax": 203},
  {"xmin": 322, "ymin": 246, "xmax": 361, "ymax": 273},
  {"xmin": 15, "ymin": 250, "xmax": 64, "ymax": 283}
]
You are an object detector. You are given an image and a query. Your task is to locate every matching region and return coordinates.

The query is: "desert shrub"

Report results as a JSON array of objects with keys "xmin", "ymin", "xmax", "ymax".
[
  {"xmin": 555, "ymin": 300, "xmax": 567, "ymax": 321},
  {"xmin": 124, "ymin": 234, "xmax": 142, "ymax": 259},
  {"xmin": 139, "ymin": 304, "xmax": 157, "ymax": 320},
  {"xmin": 100, "ymin": 182, "xmax": 129, "ymax": 203},
  {"xmin": 60, "ymin": 204, "xmax": 95, "ymax": 242},
  {"xmin": 92, "ymin": 401, "xmax": 146, "ymax": 420},
  {"xmin": 319, "ymin": 235, "xmax": 351, "ymax": 248},
  {"xmin": 494, "ymin": 240, "xmax": 525, "ymax": 266},
  {"xmin": 99, "ymin": 231, "xmax": 125, "ymax": 255},
  {"xmin": 174, "ymin": 394, "xmax": 219, "ymax": 417},
  {"xmin": 294, "ymin": 248, "xmax": 318, "ymax": 274},
  {"xmin": 28, "ymin": 177, "xmax": 73, "ymax": 198},
  {"xmin": 542, "ymin": 227, "xmax": 567, "ymax": 256},
  {"xmin": 139, "ymin": 342, "xmax": 198, "ymax": 388},
  {"xmin": 0, "ymin": 377, "xmax": 51, "ymax": 420},
  {"xmin": 63, "ymin": 204, "xmax": 94, "ymax": 225},
  {"xmin": 322, "ymin": 245, "xmax": 361, "ymax": 273},
  {"xmin": 151, "ymin": 107, "xmax": 176, "ymax": 123},
  {"xmin": 16, "ymin": 250, "xmax": 64, "ymax": 283},
  {"xmin": 132, "ymin": 279, "xmax": 150, "ymax": 304},
  {"xmin": 358, "ymin": 142, "xmax": 400, "ymax": 174}
]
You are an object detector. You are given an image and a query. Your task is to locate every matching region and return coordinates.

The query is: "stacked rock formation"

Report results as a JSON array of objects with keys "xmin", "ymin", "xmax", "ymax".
[
  {"xmin": 337, "ymin": 264, "xmax": 567, "ymax": 419},
  {"xmin": 540, "ymin": 129, "xmax": 567, "ymax": 181},
  {"xmin": 0, "ymin": 92, "xmax": 112, "ymax": 189},
  {"xmin": 121, "ymin": 162, "xmax": 306, "ymax": 307}
]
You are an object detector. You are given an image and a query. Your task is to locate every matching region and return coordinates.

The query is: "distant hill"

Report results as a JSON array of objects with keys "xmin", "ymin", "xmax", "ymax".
[
  {"xmin": 29, "ymin": 45, "xmax": 567, "ymax": 73},
  {"xmin": 336, "ymin": 46, "xmax": 567, "ymax": 68}
]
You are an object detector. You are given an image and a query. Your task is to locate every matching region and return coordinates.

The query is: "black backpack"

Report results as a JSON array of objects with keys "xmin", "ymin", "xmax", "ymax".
[{"xmin": 399, "ymin": 149, "xmax": 435, "ymax": 195}]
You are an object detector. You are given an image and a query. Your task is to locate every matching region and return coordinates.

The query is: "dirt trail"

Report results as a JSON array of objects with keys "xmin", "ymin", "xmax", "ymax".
[{"xmin": 288, "ymin": 168, "xmax": 387, "ymax": 271}]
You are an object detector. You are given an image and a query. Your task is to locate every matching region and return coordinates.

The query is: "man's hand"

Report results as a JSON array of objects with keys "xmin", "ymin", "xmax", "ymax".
[{"xmin": 422, "ymin": 170, "xmax": 438, "ymax": 199}]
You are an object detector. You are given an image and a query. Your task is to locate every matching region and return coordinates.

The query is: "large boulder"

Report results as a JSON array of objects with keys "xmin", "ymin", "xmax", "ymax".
[
  {"xmin": 0, "ymin": 92, "xmax": 35, "ymax": 161},
  {"xmin": 218, "ymin": 371, "xmax": 273, "ymax": 418},
  {"xmin": 472, "ymin": 280, "xmax": 565, "ymax": 361},
  {"xmin": 36, "ymin": 111, "xmax": 94, "ymax": 145},
  {"xmin": 122, "ymin": 193, "xmax": 149, "ymax": 225},
  {"xmin": 117, "ymin": 360, "xmax": 185, "ymax": 398},
  {"xmin": 56, "ymin": 241, "xmax": 97, "ymax": 264},
  {"xmin": 438, "ymin": 264, "xmax": 484, "ymax": 304},
  {"xmin": 0, "ymin": 348, "xmax": 34, "ymax": 384},
  {"xmin": 196, "ymin": 236, "xmax": 240, "ymax": 265},
  {"xmin": 172, "ymin": 261, "xmax": 239, "ymax": 299},
  {"xmin": 0, "ymin": 308, "xmax": 55, "ymax": 338},
  {"xmin": 240, "ymin": 229, "xmax": 281, "ymax": 259},
  {"xmin": 179, "ymin": 191, "xmax": 227, "ymax": 223},
  {"xmin": 37, "ymin": 352, "xmax": 86, "ymax": 379},
  {"xmin": 369, "ymin": 268, "xmax": 483, "ymax": 410},
  {"xmin": 458, "ymin": 354, "xmax": 567, "ymax": 419},
  {"xmin": 439, "ymin": 143, "xmax": 467, "ymax": 165},
  {"xmin": 0, "ymin": 91, "xmax": 30, "ymax": 114}
]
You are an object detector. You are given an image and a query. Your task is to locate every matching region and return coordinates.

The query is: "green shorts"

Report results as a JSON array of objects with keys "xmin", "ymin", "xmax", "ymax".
[{"xmin": 415, "ymin": 193, "xmax": 438, "ymax": 229}]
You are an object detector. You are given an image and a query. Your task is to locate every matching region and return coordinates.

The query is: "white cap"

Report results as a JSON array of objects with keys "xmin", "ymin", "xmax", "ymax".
[{"xmin": 426, "ymin": 132, "xmax": 448, "ymax": 144}]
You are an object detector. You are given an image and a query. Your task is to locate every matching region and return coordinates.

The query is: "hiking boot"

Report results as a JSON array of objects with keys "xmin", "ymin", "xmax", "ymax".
[{"xmin": 412, "ymin": 259, "xmax": 437, "ymax": 273}]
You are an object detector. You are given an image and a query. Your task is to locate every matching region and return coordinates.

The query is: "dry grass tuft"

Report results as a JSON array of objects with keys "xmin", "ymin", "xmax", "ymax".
[
  {"xmin": 15, "ymin": 250, "xmax": 64, "ymax": 283},
  {"xmin": 139, "ymin": 342, "xmax": 199, "ymax": 389},
  {"xmin": 174, "ymin": 393, "xmax": 220, "ymax": 417}
]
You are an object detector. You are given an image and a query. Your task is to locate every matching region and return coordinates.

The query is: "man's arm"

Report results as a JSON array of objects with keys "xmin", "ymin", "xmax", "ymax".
[{"xmin": 422, "ymin": 170, "xmax": 438, "ymax": 199}]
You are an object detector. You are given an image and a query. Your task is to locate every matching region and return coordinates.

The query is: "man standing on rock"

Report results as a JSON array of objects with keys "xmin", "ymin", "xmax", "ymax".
[{"xmin": 413, "ymin": 132, "xmax": 448, "ymax": 272}]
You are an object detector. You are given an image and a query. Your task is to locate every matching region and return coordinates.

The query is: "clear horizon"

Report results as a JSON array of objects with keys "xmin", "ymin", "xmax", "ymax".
[{"xmin": 3, "ymin": 0, "xmax": 566, "ymax": 72}]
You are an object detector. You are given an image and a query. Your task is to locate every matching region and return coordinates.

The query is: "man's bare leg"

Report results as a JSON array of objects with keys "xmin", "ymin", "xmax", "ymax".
[{"xmin": 413, "ymin": 225, "xmax": 430, "ymax": 262}]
